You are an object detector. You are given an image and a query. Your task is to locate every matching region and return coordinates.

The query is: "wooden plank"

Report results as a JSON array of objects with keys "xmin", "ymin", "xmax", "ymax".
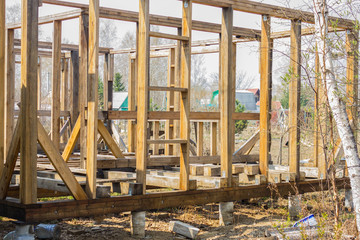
[
  {"xmin": 288, "ymin": 20, "xmax": 301, "ymax": 180},
  {"xmin": 51, "ymin": 20, "xmax": 62, "ymax": 151},
  {"xmin": 313, "ymin": 50, "xmax": 319, "ymax": 168},
  {"xmin": 5, "ymin": 29, "xmax": 15, "ymax": 155},
  {"xmin": 86, "ymin": 0, "xmax": 99, "ymax": 199},
  {"xmin": 196, "ymin": 122, "xmax": 203, "ymax": 156},
  {"xmin": 153, "ymin": 121, "xmax": 160, "ymax": 155},
  {"xmin": 210, "ymin": 122, "xmax": 217, "ymax": 156},
  {"xmin": 37, "ymin": 57, "xmax": 42, "ymax": 109},
  {"xmin": 106, "ymin": 54, "xmax": 114, "ymax": 134},
  {"xmin": 149, "ymin": 31, "xmax": 189, "ymax": 41},
  {"xmin": 98, "ymin": 120, "xmax": 125, "ymax": 158},
  {"xmin": 70, "ymin": 50, "xmax": 79, "ymax": 127},
  {"xmin": 147, "ymin": 175, "xmax": 196, "ymax": 190},
  {"xmin": 61, "ymin": 58, "xmax": 69, "ymax": 143},
  {"xmin": 108, "ymin": 110, "xmax": 260, "ymax": 120},
  {"xmin": 62, "ymin": 116, "xmax": 80, "ymax": 162},
  {"xmin": 0, "ymin": 178, "xmax": 350, "ymax": 222},
  {"xmin": 0, "ymin": 0, "xmax": 4, "ymax": 171},
  {"xmin": 179, "ymin": 0, "xmax": 192, "ymax": 191},
  {"xmin": 259, "ymin": 15, "xmax": 272, "ymax": 179},
  {"xmin": 149, "ymin": 86, "xmax": 188, "ymax": 92},
  {"xmin": 19, "ymin": 0, "xmax": 39, "ymax": 204},
  {"xmin": 165, "ymin": 48, "xmax": 175, "ymax": 155},
  {"xmin": 136, "ymin": 0, "xmax": 150, "ymax": 194},
  {"xmin": 220, "ymin": 7, "xmax": 234, "ymax": 187},
  {"xmin": 0, "ymin": 120, "xmax": 20, "ymax": 199},
  {"xmin": 147, "ymin": 139, "xmax": 187, "ymax": 145},
  {"xmin": 79, "ymin": 13, "xmax": 88, "ymax": 169},
  {"xmin": 173, "ymin": 28, "xmax": 182, "ymax": 156},
  {"xmin": 234, "ymin": 129, "xmax": 260, "ymax": 155},
  {"xmin": 37, "ymin": 120, "xmax": 88, "ymax": 200},
  {"xmin": 128, "ymin": 57, "xmax": 137, "ymax": 153},
  {"xmin": 103, "ymin": 53, "xmax": 109, "ymax": 110}
]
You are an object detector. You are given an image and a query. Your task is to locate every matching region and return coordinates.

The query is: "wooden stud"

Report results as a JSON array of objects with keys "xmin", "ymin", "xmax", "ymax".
[
  {"xmin": 103, "ymin": 53, "xmax": 109, "ymax": 110},
  {"xmin": 259, "ymin": 15, "xmax": 272, "ymax": 179},
  {"xmin": 79, "ymin": 13, "xmax": 89, "ymax": 169},
  {"xmin": 136, "ymin": 0, "xmax": 150, "ymax": 194},
  {"xmin": 220, "ymin": 7, "xmax": 233, "ymax": 186},
  {"xmin": 128, "ymin": 57, "xmax": 137, "ymax": 153},
  {"xmin": 51, "ymin": 20, "xmax": 62, "ymax": 151},
  {"xmin": 0, "ymin": 119, "xmax": 20, "ymax": 199},
  {"xmin": 37, "ymin": 120, "xmax": 88, "ymax": 200},
  {"xmin": 165, "ymin": 48, "xmax": 176, "ymax": 155},
  {"xmin": 153, "ymin": 121, "xmax": 160, "ymax": 155},
  {"xmin": 314, "ymin": 50, "xmax": 319, "ymax": 168},
  {"xmin": 62, "ymin": 116, "xmax": 80, "ymax": 162},
  {"xmin": 106, "ymin": 54, "xmax": 114, "ymax": 134},
  {"xmin": 197, "ymin": 122, "xmax": 203, "ymax": 156},
  {"xmin": 173, "ymin": 27, "xmax": 182, "ymax": 156},
  {"xmin": 210, "ymin": 122, "xmax": 217, "ymax": 156},
  {"xmin": 179, "ymin": 0, "xmax": 192, "ymax": 191},
  {"xmin": 5, "ymin": 29, "xmax": 15, "ymax": 155},
  {"xmin": 19, "ymin": 0, "xmax": 39, "ymax": 204},
  {"xmin": 86, "ymin": 0, "xmax": 99, "ymax": 199},
  {"xmin": 288, "ymin": 19, "xmax": 301, "ymax": 180},
  {"xmin": 98, "ymin": 120, "xmax": 125, "ymax": 158},
  {"xmin": 0, "ymin": 0, "xmax": 4, "ymax": 171},
  {"xmin": 61, "ymin": 58, "xmax": 69, "ymax": 143},
  {"xmin": 70, "ymin": 50, "xmax": 79, "ymax": 127}
]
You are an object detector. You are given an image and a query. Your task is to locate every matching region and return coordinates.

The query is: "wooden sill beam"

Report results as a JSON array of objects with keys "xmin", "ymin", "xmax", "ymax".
[
  {"xmin": 149, "ymin": 86, "xmax": 188, "ymax": 92},
  {"xmin": 149, "ymin": 31, "xmax": 189, "ymax": 41}
]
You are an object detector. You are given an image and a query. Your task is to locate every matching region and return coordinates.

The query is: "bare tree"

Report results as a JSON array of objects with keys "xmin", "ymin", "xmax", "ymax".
[{"xmin": 313, "ymin": 0, "xmax": 360, "ymax": 235}]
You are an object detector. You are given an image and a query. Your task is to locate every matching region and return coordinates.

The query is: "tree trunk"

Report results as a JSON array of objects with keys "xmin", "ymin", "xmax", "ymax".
[{"xmin": 313, "ymin": 0, "xmax": 360, "ymax": 235}]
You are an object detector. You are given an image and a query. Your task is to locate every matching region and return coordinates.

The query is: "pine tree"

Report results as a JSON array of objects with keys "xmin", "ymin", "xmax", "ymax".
[{"xmin": 113, "ymin": 72, "xmax": 126, "ymax": 92}]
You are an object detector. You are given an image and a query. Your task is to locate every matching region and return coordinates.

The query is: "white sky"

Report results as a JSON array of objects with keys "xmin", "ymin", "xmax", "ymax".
[{"xmin": 6, "ymin": 0, "xmax": 328, "ymax": 88}]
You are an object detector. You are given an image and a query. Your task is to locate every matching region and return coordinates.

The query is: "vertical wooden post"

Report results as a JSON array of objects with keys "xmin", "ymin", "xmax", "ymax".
[
  {"xmin": 128, "ymin": 57, "xmax": 137, "ymax": 153},
  {"xmin": 5, "ymin": 29, "xmax": 15, "ymax": 155},
  {"xmin": 136, "ymin": 0, "xmax": 150, "ymax": 194},
  {"xmin": 314, "ymin": 50, "xmax": 320, "ymax": 167},
  {"xmin": 0, "ymin": 0, "xmax": 4, "ymax": 170},
  {"xmin": 165, "ymin": 48, "xmax": 176, "ymax": 155},
  {"xmin": 37, "ymin": 57, "xmax": 42, "ymax": 110},
  {"xmin": 153, "ymin": 121, "xmax": 160, "ymax": 155},
  {"xmin": 346, "ymin": 30, "xmax": 359, "ymax": 127},
  {"xmin": 51, "ymin": 20, "xmax": 62, "ymax": 151},
  {"xmin": 220, "ymin": 7, "xmax": 233, "ymax": 187},
  {"xmin": 179, "ymin": 0, "xmax": 192, "ymax": 191},
  {"xmin": 70, "ymin": 50, "xmax": 79, "ymax": 127},
  {"xmin": 103, "ymin": 53, "xmax": 109, "ymax": 110},
  {"xmin": 210, "ymin": 122, "xmax": 217, "ymax": 156},
  {"xmin": 288, "ymin": 19, "xmax": 301, "ymax": 180},
  {"xmin": 196, "ymin": 122, "xmax": 204, "ymax": 156},
  {"xmin": 107, "ymin": 54, "xmax": 114, "ymax": 134},
  {"xmin": 259, "ymin": 15, "xmax": 272, "ymax": 178},
  {"xmin": 61, "ymin": 58, "xmax": 69, "ymax": 143},
  {"xmin": 86, "ymin": 0, "xmax": 99, "ymax": 199},
  {"xmin": 79, "ymin": 13, "xmax": 89, "ymax": 168},
  {"xmin": 173, "ymin": 27, "xmax": 182, "ymax": 156},
  {"xmin": 19, "ymin": 0, "xmax": 39, "ymax": 204}
]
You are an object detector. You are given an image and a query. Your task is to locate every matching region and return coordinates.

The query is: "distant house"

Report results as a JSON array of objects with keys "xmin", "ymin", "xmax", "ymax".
[
  {"xmin": 211, "ymin": 89, "xmax": 258, "ymax": 112},
  {"xmin": 113, "ymin": 92, "xmax": 128, "ymax": 111},
  {"xmin": 246, "ymin": 88, "xmax": 260, "ymax": 103}
]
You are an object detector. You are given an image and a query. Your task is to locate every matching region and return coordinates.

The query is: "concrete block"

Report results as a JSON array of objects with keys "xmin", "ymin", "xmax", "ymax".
[
  {"xmin": 131, "ymin": 211, "xmax": 146, "ymax": 238},
  {"xmin": 169, "ymin": 221, "xmax": 200, "ymax": 239},
  {"xmin": 219, "ymin": 202, "xmax": 234, "ymax": 226}
]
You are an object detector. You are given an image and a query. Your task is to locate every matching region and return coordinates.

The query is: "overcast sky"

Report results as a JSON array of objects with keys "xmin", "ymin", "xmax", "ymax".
[{"xmin": 7, "ymin": 0, "xmax": 342, "ymax": 88}]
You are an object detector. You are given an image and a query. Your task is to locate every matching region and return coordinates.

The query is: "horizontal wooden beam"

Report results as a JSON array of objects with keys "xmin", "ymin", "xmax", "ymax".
[
  {"xmin": 0, "ymin": 178, "xmax": 350, "ymax": 222},
  {"xmin": 42, "ymin": 0, "xmax": 260, "ymax": 39},
  {"xmin": 14, "ymin": 110, "xmax": 70, "ymax": 117},
  {"xmin": 149, "ymin": 31, "xmax": 189, "ymax": 41},
  {"xmin": 107, "ymin": 111, "xmax": 260, "ymax": 121}
]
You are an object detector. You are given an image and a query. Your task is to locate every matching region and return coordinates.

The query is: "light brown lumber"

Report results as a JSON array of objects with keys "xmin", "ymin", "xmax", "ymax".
[
  {"xmin": 288, "ymin": 19, "xmax": 301, "ymax": 180},
  {"xmin": 179, "ymin": 0, "xmax": 192, "ymax": 191},
  {"xmin": 127, "ymin": 57, "xmax": 137, "ymax": 153},
  {"xmin": 313, "ymin": 51, "xmax": 320, "ymax": 168},
  {"xmin": 259, "ymin": 15, "xmax": 272, "ymax": 179},
  {"xmin": 37, "ymin": 58, "xmax": 42, "ymax": 109},
  {"xmin": 136, "ymin": 0, "xmax": 150, "ymax": 194},
  {"xmin": 210, "ymin": 122, "xmax": 217, "ymax": 156},
  {"xmin": 149, "ymin": 86, "xmax": 188, "ymax": 92},
  {"xmin": 79, "ymin": 13, "xmax": 88, "ymax": 169},
  {"xmin": 0, "ymin": 0, "xmax": 5, "ymax": 171},
  {"xmin": 69, "ymin": 51, "xmax": 79, "ymax": 126},
  {"xmin": 149, "ymin": 31, "xmax": 189, "ymax": 41},
  {"xmin": 98, "ymin": 120, "xmax": 125, "ymax": 158},
  {"xmin": 165, "ymin": 48, "xmax": 176, "ymax": 155},
  {"xmin": 86, "ymin": 0, "xmax": 99, "ymax": 199},
  {"xmin": 62, "ymin": 116, "xmax": 80, "ymax": 162},
  {"xmin": 61, "ymin": 58, "xmax": 69, "ymax": 143},
  {"xmin": 37, "ymin": 120, "xmax": 87, "ymax": 200},
  {"xmin": 5, "ymin": 29, "xmax": 15, "ymax": 155},
  {"xmin": 0, "ymin": 120, "xmax": 20, "ymax": 199},
  {"xmin": 196, "ymin": 122, "xmax": 204, "ymax": 156},
  {"xmin": 19, "ymin": 0, "xmax": 39, "ymax": 204},
  {"xmin": 51, "ymin": 20, "xmax": 62, "ymax": 151},
  {"xmin": 147, "ymin": 139, "xmax": 187, "ymax": 145},
  {"xmin": 234, "ymin": 129, "xmax": 260, "ymax": 156},
  {"xmin": 153, "ymin": 121, "xmax": 160, "ymax": 155},
  {"xmin": 204, "ymin": 165, "xmax": 221, "ymax": 177},
  {"xmin": 147, "ymin": 175, "xmax": 196, "ymax": 190}
]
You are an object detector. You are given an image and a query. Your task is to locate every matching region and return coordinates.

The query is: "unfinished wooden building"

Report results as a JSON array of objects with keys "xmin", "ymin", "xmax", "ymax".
[{"xmin": 0, "ymin": 0, "xmax": 357, "ymax": 233}]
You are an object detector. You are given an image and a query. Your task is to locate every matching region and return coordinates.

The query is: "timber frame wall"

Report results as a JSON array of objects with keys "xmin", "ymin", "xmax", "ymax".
[{"xmin": 0, "ymin": 0, "xmax": 357, "ymax": 222}]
